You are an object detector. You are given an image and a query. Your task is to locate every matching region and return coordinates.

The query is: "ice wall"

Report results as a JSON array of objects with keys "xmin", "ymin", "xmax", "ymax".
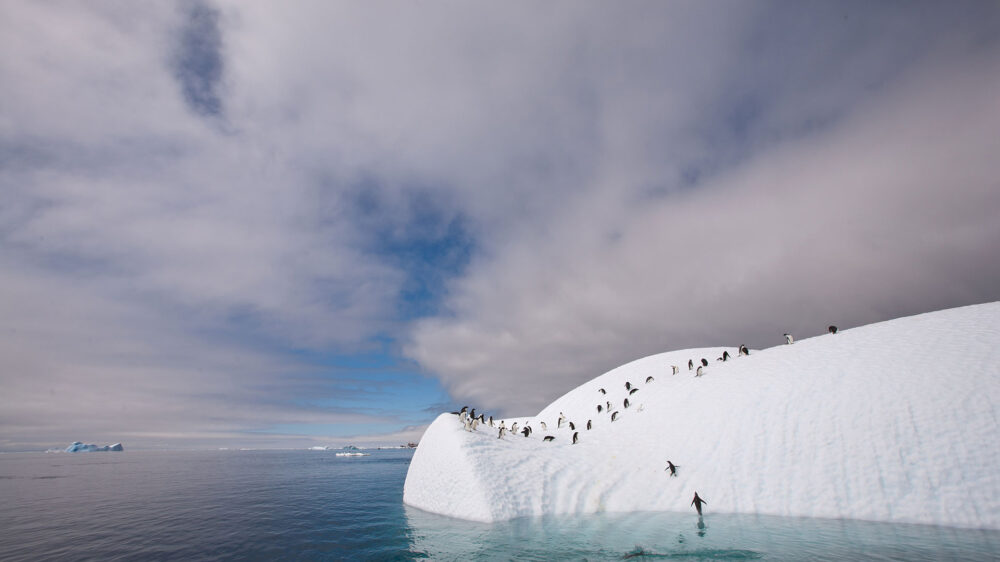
[{"xmin": 404, "ymin": 302, "xmax": 1000, "ymax": 528}]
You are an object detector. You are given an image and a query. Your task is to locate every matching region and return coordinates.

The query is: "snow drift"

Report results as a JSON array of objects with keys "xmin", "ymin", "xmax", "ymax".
[{"xmin": 404, "ymin": 302, "xmax": 1000, "ymax": 528}]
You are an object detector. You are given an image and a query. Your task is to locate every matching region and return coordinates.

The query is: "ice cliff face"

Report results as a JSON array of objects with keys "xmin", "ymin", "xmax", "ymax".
[{"xmin": 404, "ymin": 302, "xmax": 1000, "ymax": 529}]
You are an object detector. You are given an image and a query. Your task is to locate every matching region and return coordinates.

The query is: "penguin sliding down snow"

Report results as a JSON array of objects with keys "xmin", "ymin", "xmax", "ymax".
[
  {"xmin": 572, "ymin": 432, "xmax": 579, "ymax": 444},
  {"xmin": 543, "ymin": 435, "xmax": 555, "ymax": 442},
  {"xmin": 629, "ymin": 388, "xmax": 639, "ymax": 395}
]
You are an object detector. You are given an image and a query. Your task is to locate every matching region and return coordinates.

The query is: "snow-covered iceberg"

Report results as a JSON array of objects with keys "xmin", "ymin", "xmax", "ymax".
[
  {"xmin": 65, "ymin": 442, "xmax": 124, "ymax": 452},
  {"xmin": 404, "ymin": 302, "xmax": 1000, "ymax": 529}
]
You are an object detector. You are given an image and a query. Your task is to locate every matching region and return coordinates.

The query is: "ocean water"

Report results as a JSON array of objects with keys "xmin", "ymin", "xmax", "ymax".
[{"xmin": 1, "ymin": 450, "xmax": 998, "ymax": 561}]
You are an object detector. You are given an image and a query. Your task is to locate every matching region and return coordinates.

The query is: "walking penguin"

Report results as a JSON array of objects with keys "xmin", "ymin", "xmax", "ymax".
[{"xmin": 665, "ymin": 460, "xmax": 679, "ymax": 477}]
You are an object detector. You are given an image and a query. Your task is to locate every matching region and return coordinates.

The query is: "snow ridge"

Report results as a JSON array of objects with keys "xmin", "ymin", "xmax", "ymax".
[{"xmin": 403, "ymin": 302, "xmax": 1000, "ymax": 528}]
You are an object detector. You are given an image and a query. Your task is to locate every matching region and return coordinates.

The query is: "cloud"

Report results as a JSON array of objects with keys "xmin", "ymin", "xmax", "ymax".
[
  {"xmin": 406, "ymin": 7, "xmax": 1000, "ymax": 415},
  {"xmin": 2, "ymin": 1, "xmax": 998, "ymax": 448}
]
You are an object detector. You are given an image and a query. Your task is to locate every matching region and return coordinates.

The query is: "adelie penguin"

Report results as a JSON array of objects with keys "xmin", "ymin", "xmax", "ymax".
[
  {"xmin": 828, "ymin": 325, "xmax": 838, "ymax": 334},
  {"xmin": 688, "ymin": 359, "xmax": 694, "ymax": 370},
  {"xmin": 569, "ymin": 422, "xmax": 576, "ymax": 431},
  {"xmin": 664, "ymin": 460, "xmax": 679, "ymax": 477},
  {"xmin": 722, "ymin": 350, "xmax": 730, "ymax": 361},
  {"xmin": 691, "ymin": 492, "xmax": 707, "ymax": 516},
  {"xmin": 611, "ymin": 411, "xmax": 620, "ymax": 422},
  {"xmin": 598, "ymin": 388, "xmax": 606, "ymax": 395},
  {"xmin": 558, "ymin": 412, "xmax": 567, "ymax": 428},
  {"xmin": 497, "ymin": 427, "xmax": 506, "ymax": 439},
  {"xmin": 624, "ymin": 398, "xmax": 630, "ymax": 408},
  {"xmin": 629, "ymin": 388, "xmax": 639, "ymax": 395},
  {"xmin": 469, "ymin": 408, "xmax": 476, "ymax": 420},
  {"xmin": 597, "ymin": 404, "xmax": 603, "ymax": 413},
  {"xmin": 543, "ymin": 435, "xmax": 555, "ymax": 442},
  {"xmin": 739, "ymin": 345, "xmax": 749, "ymax": 356},
  {"xmin": 672, "ymin": 364, "xmax": 680, "ymax": 374},
  {"xmin": 586, "ymin": 420, "xmax": 592, "ymax": 430},
  {"xmin": 625, "ymin": 381, "xmax": 632, "ymax": 390},
  {"xmin": 784, "ymin": 333, "xmax": 794, "ymax": 345},
  {"xmin": 701, "ymin": 358, "xmax": 708, "ymax": 367},
  {"xmin": 696, "ymin": 366, "xmax": 704, "ymax": 377},
  {"xmin": 521, "ymin": 427, "xmax": 530, "ymax": 437},
  {"xmin": 649, "ymin": 374, "xmax": 658, "ymax": 382},
  {"xmin": 572, "ymin": 432, "xmax": 579, "ymax": 444},
  {"xmin": 539, "ymin": 421, "xmax": 547, "ymax": 430}
]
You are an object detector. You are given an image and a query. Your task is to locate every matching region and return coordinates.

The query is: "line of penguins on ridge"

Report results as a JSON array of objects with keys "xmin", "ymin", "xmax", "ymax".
[{"xmin": 452, "ymin": 326, "xmax": 840, "ymax": 453}]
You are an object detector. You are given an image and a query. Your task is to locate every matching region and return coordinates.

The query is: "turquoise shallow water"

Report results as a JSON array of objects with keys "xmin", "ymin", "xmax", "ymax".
[{"xmin": 1, "ymin": 449, "xmax": 997, "ymax": 560}]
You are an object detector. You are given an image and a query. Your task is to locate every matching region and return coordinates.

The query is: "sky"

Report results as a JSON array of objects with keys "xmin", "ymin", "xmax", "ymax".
[{"xmin": 1, "ymin": 1, "xmax": 999, "ymax": 451}]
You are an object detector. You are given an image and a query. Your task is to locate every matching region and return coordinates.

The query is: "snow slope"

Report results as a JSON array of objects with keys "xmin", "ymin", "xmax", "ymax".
[{"xmin": 403, "ymin": 302, "xmax": 1000, "ymax": 528}]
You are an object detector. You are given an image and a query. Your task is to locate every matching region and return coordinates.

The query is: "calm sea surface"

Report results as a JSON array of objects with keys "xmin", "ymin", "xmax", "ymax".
[{"xmin": 1, "ymin": 449, "xmax": 998, "ymax": 561}]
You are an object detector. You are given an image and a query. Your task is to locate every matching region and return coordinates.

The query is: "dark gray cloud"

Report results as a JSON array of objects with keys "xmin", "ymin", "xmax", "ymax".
[{"xmin": 2, "ymin": 1, "xmax": 998, "ymax": 448}]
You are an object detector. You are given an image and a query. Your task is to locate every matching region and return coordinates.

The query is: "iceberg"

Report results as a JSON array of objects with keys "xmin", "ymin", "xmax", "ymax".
[
  {"xmin": 404, "ymin": 302, "xmax": 1000, "ymax": 529},
  {"xmin": 65, "ymin": 441, "xmax": 124, "ymax": 452}
]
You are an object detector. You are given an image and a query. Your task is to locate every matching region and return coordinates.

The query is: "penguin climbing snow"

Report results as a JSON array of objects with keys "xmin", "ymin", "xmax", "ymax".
[
  {"xmin": 665, "ymin": 461, "xmax": 679, "ymax": 477},
  {"xmin": 784, "ymin": 333, "xmax": 794, "ymax": 344},
  {"xmin": 691, "ymin": 492, "xmax": 707, "ymax": 516}
]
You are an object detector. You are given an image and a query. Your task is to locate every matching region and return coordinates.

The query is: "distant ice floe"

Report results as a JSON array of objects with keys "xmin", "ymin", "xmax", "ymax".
[
  {"xmin": 65, "ymin": 442, "xmax": 124, "ymax": 452},
  {"xmin": 404, "ymin": 302, "xmax": 1000, "ymax": 529}
]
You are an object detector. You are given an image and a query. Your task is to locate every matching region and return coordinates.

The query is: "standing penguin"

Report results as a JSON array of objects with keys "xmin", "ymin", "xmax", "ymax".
[
  {"xmin": 701, "ymin": 358, "xmax": 708, "ymax": 367},
  {"xmin": 672, "ymin": 365, "xmax": 679, "ymax": 375},
  {"xmin": 722, "ymin": 350, "xmax": 731, "ymax": 361},
  {"xmin": 625, "ymin": 381, "xmax": 632, "ymax": 390},
  {"xmin": 597, "ymin": 404, "xmax": 603, "ymax": 413},
  {"xmin": 498, "ymin": 427, "xmax": 506, "ymax": 439},
  {"xmin": 784, "ymin": 333, "xmax": 794, "ymax": 345},
  {"xmin": 510, "ymin": 422, "xmax": 518, "ymax": 435},
  {"xmin": 540, "ymin": 421, "xmax": 547, "ymax": 430},
  {"xmin": 489, "ymin": 416, "xmax": 494, "ymax": 427},
  {"xmin": 828, "ymin": 325, "xmax": 838, "ymax": 334},
  {"xmin": 696, "ymin": 366, "xmax": 704, "ymax": 377},
  {"xmin": 739, "ymin": 345, "xmax": 749, "ymax": 356},
  {"xmin": 611, "ymin": 411, "xmax": 620, "ymax": 422},
  {"xmin": 665, "ymin": 461, "xmax": 679, "ymax": 477},
  {"xmin": 586, "ymin": 420, "xmax": 592, "ymax": 430},
  {"xmin": 558, "ymin": 412, "xmax": 567, "ymax": 428},
  {"xmin": 624, "ymin": 398, "xmax": 630, "ymax": 408},
  {"xmin": 569, "ymin": 422, "xmax": 576, "ymax": 431},
  {"xmin": 572, "ymin": 432, "xmax": 579, "ymax": 444},
  {"xmin": 691, "ymin": 492, "xmax": 707, "ymax": 516},
  {"xmin": 688, "ymin": 359, "xmax": 694, "ymax": 370}
]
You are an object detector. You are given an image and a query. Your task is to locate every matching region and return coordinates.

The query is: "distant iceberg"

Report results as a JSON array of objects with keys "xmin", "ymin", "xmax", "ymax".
[
  {"xmin": 65, "ymin": 441, "xmax": 124, "ymax": 452},
  {"xmin": 404, "ymin": 302, "xmax": 1000, "ymax": 529}
]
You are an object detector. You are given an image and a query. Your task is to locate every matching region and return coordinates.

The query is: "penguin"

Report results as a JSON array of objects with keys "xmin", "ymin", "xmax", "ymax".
[
  {"xmin": 471, "ymin": 418, "xmax": 480, "ymax": 431},
  {"xmin": 688, "ymin": 359, "xmax": 694, "ymax": 370},
  {"xmin": 625, "ymin": 381, "xmax": 632, "ymax": 390},
  {"xmin": 597, "ymin": 404, "xmax": 603, "ymax": 413},
  {"xmin": 722, "ymin": 350, "xmax": 730, "ymax": 361},
  {"xmin": 478, "ymin": 414, "xmax": 485, "ymax": 424},
  {"xmin": 498, "ymin": 427, "xmax": 506, "ymax": 439},
  {"xmin": 672, "ymin": 364, "xmax": 679, "ymax": 374},
  {"xmin": 611, "ymin": 411, "xmax": 620, "ymax": 421},
  {"xmin": 696, "ymin": 366, "xmax": 704, "ymax": 377},
  {"xmin": 463, "ymin": 417, "xmax": 473, "ymax": 431},
  {"xmin": 569, "ymin": 422, "xmax": 576, "ymax": 431},
  {"xmin": 829, "ymin": 325, "xmax": 838, "ymax": 334},
  {"xmin": 629, "ymin": 388, "xmax": 639, "ymax": 395},
  {"xmin": 572, "ymin": 431, "xmax": 579, "ymax": 444},
  {"xmin": 460, "ymin": 406, "xmax": 468, "ymax": 415},
  {"xmin": 586, "ymin": 420, "xmax": 592, "ymax": 430},
  {"xmin": 784, "ymin": 333, "xmax": 794, "ymax": 345},
  {"xmin": 665, "ymin": 460, "xmax": 679, "ymax": 477},
  {"xmin": 488, "ymin": 415, "xmax": 494, "ymax": 427},
  {"xmin": 691, "ymin": 492, "xmax": 707, "ymax": 516},
  {"xmin": 739, "ymin": 345, "xmax": 749, "ymax": 356},
  {"xmin": 624, "ymin": 398, "xmax": 630, "ymax": 408},
  {"xmin": 510, "ymin": 422, "xmax": 518, "ymax": 434},
  {"xmin": 701, "ymin": 358, "xmax": 708, "ymax": 367},
  {"xmin": 522, "ymin": 427, "xmax": 530, "ymax": 437},
  {"xmin": 470, "ymin": 408, "xmax": 476, "ymax": 420},
  {"xmin": 598, "ymin": 388, "xmax": 606, "ymax": 395},
  {"xmin": 543, "ymin": 435, "xmax": 555, "ymax": 442},
  {"xmin": 558, "ymin": 412, "xmax": 566, "ymax": 428},
  {"xmin": 539, "ymin": 421, "xmax": 547, "ymax": 430},
  {"xmin": 607, "ymin": 400, "xmax": 612, "ymax": 411}
]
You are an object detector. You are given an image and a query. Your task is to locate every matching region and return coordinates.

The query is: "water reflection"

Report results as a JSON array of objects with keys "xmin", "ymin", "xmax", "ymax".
[{"xmin": 404, "ymin": 507, "xmax": 1000, "ymax": 561}]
